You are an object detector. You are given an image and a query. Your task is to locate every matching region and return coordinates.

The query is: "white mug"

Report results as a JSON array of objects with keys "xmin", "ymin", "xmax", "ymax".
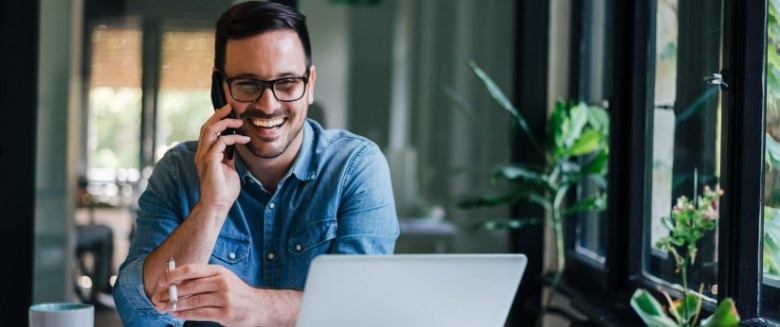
[{"xmin": 29, "ymin": 303, "xmax": 94, "ymax": 327}]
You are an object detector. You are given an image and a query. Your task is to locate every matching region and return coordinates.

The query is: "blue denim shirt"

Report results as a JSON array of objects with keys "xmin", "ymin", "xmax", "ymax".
[{"xmin": 114, "ymin": 119, "xmax": 399, "ymax": 326}]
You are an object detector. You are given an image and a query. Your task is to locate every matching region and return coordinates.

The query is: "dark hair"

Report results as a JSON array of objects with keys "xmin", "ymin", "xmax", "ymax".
[{"xmin": 214, "ymin": 1, "xmax": 312, "ymax": 72}]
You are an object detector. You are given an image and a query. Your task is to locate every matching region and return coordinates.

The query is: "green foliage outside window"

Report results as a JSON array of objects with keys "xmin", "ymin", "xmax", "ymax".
[
  {"xmin": 155, "ymin": 90, "xmax": 212, "ymax": 161},
  {"xmin": 90, "ymin": 87, "xmax": 141, "ymax": 170},
  {"xmin": 766, "ymin": 0, "xmax": 780, "ymax": 279}
]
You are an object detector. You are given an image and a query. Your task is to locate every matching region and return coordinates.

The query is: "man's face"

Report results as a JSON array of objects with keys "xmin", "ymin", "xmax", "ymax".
[{"xmin": 223, "ymin": 30, "xmax": 315, "ymax": 159}]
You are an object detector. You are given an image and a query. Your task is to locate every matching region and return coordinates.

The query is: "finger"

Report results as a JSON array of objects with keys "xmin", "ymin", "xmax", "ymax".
[
  {"xmin": 209, "ymin": 103, "xmax": 233, "ymax": 122},
  {"xmin": 200, "ymin": 104, "xmax": 233, "ymax": 135},
  {"xmin": 197, "ymin": 105, "xmax": 240, "ymax": 145},
  {"xmin": 175, "ymin": 273, "xmax": 227, "ymax": 298},
  {"xmin": 199, "ymin": 115, "xmax": 243, "ymax": 145},
  {"xmin": 169, "ymin": 291, "xmax": 226, "ymax": 313},
  {"xmin": 158, "ymin": 264, "xmax": 221, "ymax": 287},
  {"xmin": 204, "ymin": 134, "xmax": 251, "ymax": 163}
]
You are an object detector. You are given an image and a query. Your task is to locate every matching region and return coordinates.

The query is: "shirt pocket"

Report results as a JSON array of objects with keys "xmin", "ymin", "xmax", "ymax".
[
  {"xmin": 210, "ymin": 234, "xmax": 251, "ymax": 277},
  {"xmin": 287, "ymin": 218, "xmax": 338, "ymax": 287}
]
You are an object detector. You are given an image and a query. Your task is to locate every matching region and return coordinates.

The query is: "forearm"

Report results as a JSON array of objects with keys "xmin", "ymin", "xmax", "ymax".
[
  {"xmin": 143, "ymin": 201, "xmax": 227, "ymax": 298},
  {"xmin": 254, "ymin": 289, "xmax": 303, "ymax": 327}
]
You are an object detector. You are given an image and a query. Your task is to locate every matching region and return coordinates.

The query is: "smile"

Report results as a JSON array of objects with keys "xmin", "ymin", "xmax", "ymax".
[{"xmin": 250, "ymin": 117, "xmax": 285, "ymax": 128}]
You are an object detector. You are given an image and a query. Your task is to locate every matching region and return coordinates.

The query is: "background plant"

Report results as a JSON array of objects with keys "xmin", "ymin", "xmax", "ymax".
[
  {"xmin": 448, "ymin": 60, "xmax": 609, "ymax": 325},
  {"xmin": 631, "ymin": 183, "xmax": 739, "ymax": 327}
]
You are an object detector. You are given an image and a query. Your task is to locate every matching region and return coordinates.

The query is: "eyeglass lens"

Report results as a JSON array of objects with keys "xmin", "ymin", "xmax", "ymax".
[{"xmin": 231, "ymin": 78, "xmax": 306, "ymax": 102}]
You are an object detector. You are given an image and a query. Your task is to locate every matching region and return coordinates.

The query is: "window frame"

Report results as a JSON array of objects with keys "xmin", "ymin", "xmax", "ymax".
[
  {"xmin": 717, "ymin": 0, "xmax": 766, "ymax": 322},
  {"xmin": 553, "ymin": 0, "xmax": 773, "ymax": 324}
]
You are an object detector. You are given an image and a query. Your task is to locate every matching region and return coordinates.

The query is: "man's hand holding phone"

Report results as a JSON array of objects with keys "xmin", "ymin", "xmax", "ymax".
[{"xmin": 194, "ymin": 104, "xmax": 249, "ymax": 216}]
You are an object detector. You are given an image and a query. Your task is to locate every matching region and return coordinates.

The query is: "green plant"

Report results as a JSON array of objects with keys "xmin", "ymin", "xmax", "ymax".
[
  {"xmin": 448, "ymin": 60, "xmax": 609, "ymax": 325},
  {"xmin": 631, "ymin": 184, "xmax": 739, "ymax": 327}
]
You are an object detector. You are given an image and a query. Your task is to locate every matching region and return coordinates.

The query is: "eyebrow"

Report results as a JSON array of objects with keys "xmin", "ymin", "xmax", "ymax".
[{"xmin": 231, "ymin": 70, "xmax": 305, "ymax": 80}]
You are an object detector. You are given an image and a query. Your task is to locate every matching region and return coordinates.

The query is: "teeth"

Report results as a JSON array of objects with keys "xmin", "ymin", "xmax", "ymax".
[{"xmin": 250, "ymin": 118, "xmax": 285, "ymax": 128}]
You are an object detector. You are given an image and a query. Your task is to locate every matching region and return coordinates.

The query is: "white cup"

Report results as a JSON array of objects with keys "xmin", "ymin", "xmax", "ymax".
[{"xmin": 29, "ymin": 303, "xmax": 94, "ymax": 327}]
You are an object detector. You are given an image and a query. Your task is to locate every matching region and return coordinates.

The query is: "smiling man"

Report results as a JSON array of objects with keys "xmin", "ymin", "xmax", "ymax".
[{"xmin": 113, "ymin": 2, "xmax": 399, "ymax": 326}]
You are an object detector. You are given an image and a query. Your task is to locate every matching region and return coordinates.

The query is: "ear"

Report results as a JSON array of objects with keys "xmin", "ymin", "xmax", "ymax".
[{"xmin": 307, "ymin": 65, "xmax": 316, "ymax": 105}]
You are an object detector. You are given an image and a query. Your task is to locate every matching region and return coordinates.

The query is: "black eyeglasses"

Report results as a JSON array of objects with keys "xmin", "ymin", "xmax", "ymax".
[{"xmin": 217, "ymin": 69, "xmax": 310, "ymax": 103}]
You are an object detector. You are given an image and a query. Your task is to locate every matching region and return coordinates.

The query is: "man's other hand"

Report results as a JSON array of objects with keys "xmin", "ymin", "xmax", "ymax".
[{"xmin": 152, "ymin": 264, "xmax": 266, "ymax": 326}]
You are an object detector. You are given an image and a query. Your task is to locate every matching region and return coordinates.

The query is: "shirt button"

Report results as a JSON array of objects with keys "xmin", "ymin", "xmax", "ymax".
[
  {"xmin": 267, "ymin": 252, "xmax": 275, "ymax": 260},
  {"xmin": 269, "ymin": 202, "xmax": 275, "ymax": 209},
  {"xmin": 295, "ymin": 244, "xmax": 302, "ymax": 252},
  {"xmin": 228, "ymin": 252, "xmax": 236, "ymax": 259}
]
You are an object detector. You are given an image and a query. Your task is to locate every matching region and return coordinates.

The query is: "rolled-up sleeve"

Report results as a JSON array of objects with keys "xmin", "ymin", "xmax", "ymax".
[{"xmin": 113, "ymin": 150, "xmax": 187, "ymax": 327}]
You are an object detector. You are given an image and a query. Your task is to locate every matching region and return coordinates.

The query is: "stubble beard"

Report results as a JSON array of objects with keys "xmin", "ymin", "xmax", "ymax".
[{"xmin": 243, "ymin": 122, "xmax": 304, "ymax": 159}]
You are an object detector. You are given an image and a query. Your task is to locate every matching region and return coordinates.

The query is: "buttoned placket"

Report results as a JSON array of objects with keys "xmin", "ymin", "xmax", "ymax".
[
  {"xmin": 260, "ymin": 185, "xmax": 280, "ymax": 286},
  {"xmin": 242, "ymin": 174, "xmax": 278, "ymax": 286}
]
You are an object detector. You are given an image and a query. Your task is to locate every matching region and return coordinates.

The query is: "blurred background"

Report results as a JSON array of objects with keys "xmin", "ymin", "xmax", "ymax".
[
  {"xmin": 8, "ymin": 0, "xmax": 778, "ymax": 326},
  {"xmin": 23, "ymin": 0, "xmax": 519, "ymax": 324}
]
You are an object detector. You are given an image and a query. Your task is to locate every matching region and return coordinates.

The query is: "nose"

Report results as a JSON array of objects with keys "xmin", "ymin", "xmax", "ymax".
[{"xmin": 252, "ymin": 86, "xmax": 279, "ymax": 112}]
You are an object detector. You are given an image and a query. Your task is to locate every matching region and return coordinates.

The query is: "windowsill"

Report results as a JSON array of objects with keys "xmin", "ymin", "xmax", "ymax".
[{"xmin": 543, "ymin": 274, "xmax": 644, "ymax": 327}]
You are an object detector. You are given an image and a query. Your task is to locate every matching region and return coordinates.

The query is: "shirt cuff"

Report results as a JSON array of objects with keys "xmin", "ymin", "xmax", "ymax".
[{"xmin": 114, "ymin": 256, "xmax": 183, "ymax": 326}]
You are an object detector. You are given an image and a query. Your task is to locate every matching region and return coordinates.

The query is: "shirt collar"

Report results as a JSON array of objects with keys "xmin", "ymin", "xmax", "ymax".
[
  {"xmin": 235, "ymin": 119, "xmax": 319, "ymax": 185},
  {"xmin": 288, "ymin": 119, "xmax": 318, "ymax": 181}
]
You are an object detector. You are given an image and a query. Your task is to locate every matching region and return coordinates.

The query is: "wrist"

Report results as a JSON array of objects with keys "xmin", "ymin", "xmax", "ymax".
[{"xmin": 192, "ymin": 200, "xmax": 230, "ymax": 224}]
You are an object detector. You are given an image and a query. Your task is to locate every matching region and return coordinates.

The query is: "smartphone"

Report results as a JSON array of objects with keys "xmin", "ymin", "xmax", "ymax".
[{"xmin": 211, "ymin": 71, "xmax": 236, "ymax": 160}]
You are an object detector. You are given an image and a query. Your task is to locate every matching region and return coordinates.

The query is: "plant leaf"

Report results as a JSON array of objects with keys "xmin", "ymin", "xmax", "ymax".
[
  {"xmin": 563, "ymin": 194, "xmax": 606, "ymax": 215},
  {"xmin": 566, "ymin": 102, "xmax": 589, "ymax": 147},
  {"xmin": 699, "ymin": 298, "xmax": 740, "ymax": 326},
  {"xmin": 673, "ymin": 293, "xmax": 699, "ymax": 323},
  {"xmin": 441, "ymin": 85, "xmax": 475, "ymax": 117},
  {"xmin": 549, "ymin": 100, "xmax": 569, "ymax": 155},
  {"xmin": 474, "ymin": 218, "xmax": 545, "ymax": 231},
  {"xmin": 581, "ymin": 149, "xmax": 609, "ymax": 176},
  {"xmin": 469, "ymin": 60, "xmax": 544, "ymax": 157},
  {"xmin": 458, "ymin": 187, "xmax": 548, "ymax": 210},
  {"xmin": 587, "ymin": 104, "xmax": 610, "ymax": 132},
  {"xmin": 458, "ymin": 192, "xmax": 516, "ymax": 208},
  {"xmin": 630, "ymin": 289, "xmax": 679, "ymax": 327},
  {"xmin": 491, "ymin": 164, "xmax": 547, "ymax": 186},
  {"xmin": 566, "ymin": 129, "xmax": 604, "ymax": 157}
]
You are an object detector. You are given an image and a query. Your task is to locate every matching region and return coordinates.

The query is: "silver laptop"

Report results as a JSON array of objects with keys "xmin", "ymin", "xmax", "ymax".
[{"xmin": 296, "ymin": 254, "xmax": 527, "ymax": 327}]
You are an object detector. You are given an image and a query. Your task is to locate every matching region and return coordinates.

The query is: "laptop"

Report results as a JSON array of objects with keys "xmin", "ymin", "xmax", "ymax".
[{"xmin": 296, "ymin": 254, "xmax": 527, "ymax": 327}]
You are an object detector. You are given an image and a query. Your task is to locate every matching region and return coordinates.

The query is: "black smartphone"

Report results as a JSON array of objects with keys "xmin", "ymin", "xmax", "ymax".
[{"xmin": 211, "ymin": 71, "xmax": 236, "ymax": 160}]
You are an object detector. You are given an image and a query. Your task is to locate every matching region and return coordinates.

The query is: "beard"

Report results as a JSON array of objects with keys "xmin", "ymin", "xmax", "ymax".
[{"xmin": 241, "ymin": 119, "xmax": 304, "ymax": 159}]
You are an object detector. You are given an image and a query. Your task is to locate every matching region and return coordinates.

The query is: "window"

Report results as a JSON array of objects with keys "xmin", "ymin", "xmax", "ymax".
[
  {"xmin": 569, "ymin": 0, "xmax": 614, "ymax": 266},
  {"xmin": 155, "ymin": 29, "xmax": 213, "ymax": 161},
  {"xmin": 554, "ymin": 0, "xmax": 770, "ymax": 325},
  {"xmin": 86, "ymin": 22, "xmax": 143, "ymax": 202},
  {"xmin": 763, "ymin": 0, "xmax": 780, "ymax": 320},
  {"xmin": 87, "ymin": 23, "xmax": 142, "ymax": 173},
  {"xmin": 645, "ymin": 0, "xmax": 723, "ymax": 300}
]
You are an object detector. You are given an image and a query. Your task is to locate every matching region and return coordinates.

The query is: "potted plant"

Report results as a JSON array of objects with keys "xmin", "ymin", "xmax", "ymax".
[
  {"xmin": 447, "ymin": 60, "xmax": 609, "ymax": 326},
  {"xmin": 630, "ymin": 183, "xmax": 739, "ymax": 327}
]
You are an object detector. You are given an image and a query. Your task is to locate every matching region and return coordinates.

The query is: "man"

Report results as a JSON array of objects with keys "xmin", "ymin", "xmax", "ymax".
[{"xmin": 113, "ymin": 2, "xmax": 399, "ymax": 326}]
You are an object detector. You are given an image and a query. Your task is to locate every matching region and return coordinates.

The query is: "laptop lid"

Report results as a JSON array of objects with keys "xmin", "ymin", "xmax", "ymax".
[{"xmin": 296, "ymin": 254, "xmax": 527, "ymax": 327}]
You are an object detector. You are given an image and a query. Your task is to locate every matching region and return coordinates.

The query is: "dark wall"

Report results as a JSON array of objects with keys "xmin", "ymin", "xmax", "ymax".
[{"xmin": 0, "ymin": 1, "xmax": 39, "ymax": 325}]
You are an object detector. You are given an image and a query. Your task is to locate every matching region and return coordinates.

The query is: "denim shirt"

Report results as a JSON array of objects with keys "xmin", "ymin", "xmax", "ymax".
[{"xmin": 113, "ymin": 119, "xmax": 399, "ymax": 326}]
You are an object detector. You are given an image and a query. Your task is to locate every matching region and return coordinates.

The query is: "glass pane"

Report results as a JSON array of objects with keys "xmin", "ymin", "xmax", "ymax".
[
  {"xmin": 645, "ymin": 0, "xmax": 724, "ymax": 301},
  {"xmin": 155, "ymin": 30, "xmax": 214, "ymax": 161},
  {"xmin": 88, "ymin": 25, "xmax": 142, "ymax": 173},
  {"xmin": 763, "ymin": 0, "xmax": 780, "ymax": 317},
  {"xmin": 573, "ymin": 0, "xmax": 614, "ymax": 263}
]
